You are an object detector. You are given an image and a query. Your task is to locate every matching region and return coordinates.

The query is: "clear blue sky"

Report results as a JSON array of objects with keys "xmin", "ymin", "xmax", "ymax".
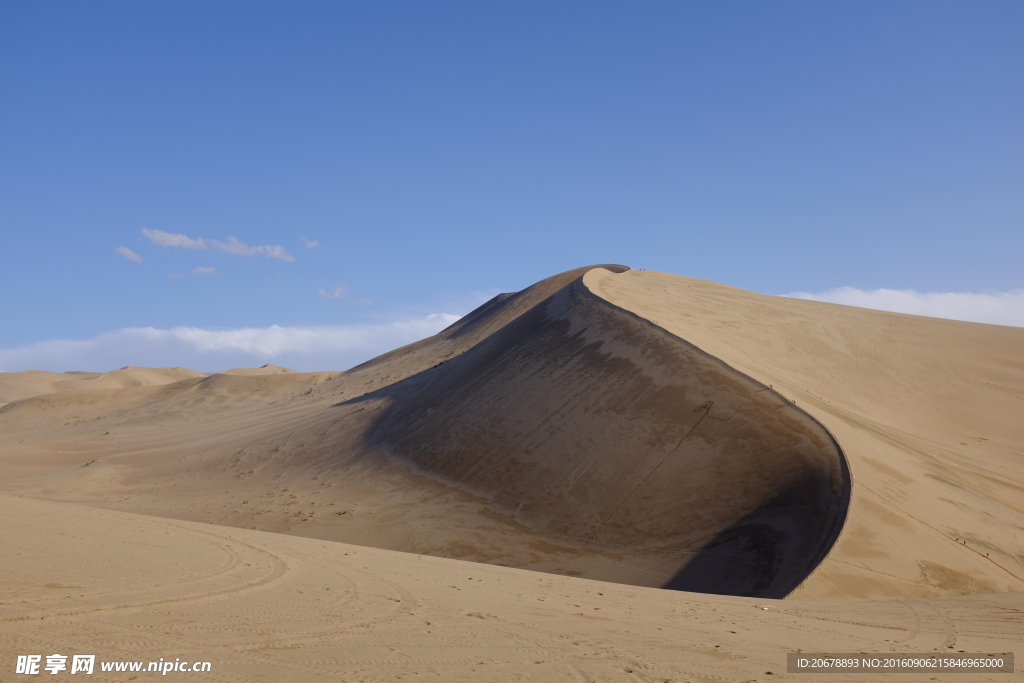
[{"xmin": 2, "ymin": 2, "xmax": 1022, "ymax": 371}]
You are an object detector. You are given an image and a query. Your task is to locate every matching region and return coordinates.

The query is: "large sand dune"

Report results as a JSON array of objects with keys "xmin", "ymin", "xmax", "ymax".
[
  {"xmin": 2, "ymin": 265, "xmax": 1021, "ymax": 680},
  {"xmin": 359, "ymin": 271, "xmax": 847, "ymax": 596},
  {"xmin": 586, "ymin": 269, "xmax": 1024, "ymax": 600},
  {"xmin": 0, "ymin": 266, "xmax": 850, "ymax": 597}
]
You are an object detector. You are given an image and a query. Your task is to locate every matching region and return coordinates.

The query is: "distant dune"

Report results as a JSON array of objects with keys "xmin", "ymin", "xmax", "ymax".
[
  {"xmin": 0, "ymin": 366, "xmax": 205, "ymax": 404},
  {"xmin": 221, "ymin": 364, "xmax": 296, "ymax": 376},
  {"xmin": 2, "ymin": 265, "xmax": 1021, "ymax": 681},
  {"xmin": 0, "ymin": 364, "xmax": 297, "ymax": 405}
]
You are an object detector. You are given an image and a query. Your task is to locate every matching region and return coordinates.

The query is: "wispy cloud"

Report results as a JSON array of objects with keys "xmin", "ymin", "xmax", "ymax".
[
  {"xmin": 0, "ymin": 314, "xmax": 462, "ymax": 374},
  {"xmin": 318, "ymin": 286, "xmax": 346, "ymax": 300},
  {"xmin": 142, "ymin": 228, "xmax": 206, "ymax": 249},
  {"xmin": 209, "ymin": 237, "xmax": 294, "ymax": 261},
  {"xmin": 192, "ymin": 267, "xmax": 216, "ymax": 275},
  {"xmin": 115, "ymin": 246, "xmax": 143, "ymax": 263},
  {"xmin": 141, "ymin": 228, "xmax": 294, "ymax": 261},
  {"xmin": 784, "ymin": 287, "xmax": 1024, "ymax": 327},
  {"xmin": 301, "ymin": 237, "xmax": 319, "ymax": 248}
]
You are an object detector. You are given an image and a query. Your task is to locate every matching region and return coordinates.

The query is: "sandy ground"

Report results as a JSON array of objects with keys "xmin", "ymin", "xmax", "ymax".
[
  {"xmin": 2, "ymin": 495, "xmax": 1019, "ymax": 682},
  {"xmin": 2, "ymin": 265, "xmax": 1022, "ymax": 680}
]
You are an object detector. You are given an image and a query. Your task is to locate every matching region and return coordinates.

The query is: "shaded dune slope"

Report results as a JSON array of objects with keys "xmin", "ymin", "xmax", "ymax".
[
  {"xmin": 350, "ymin": 265, "xmax": 633, "ymax": 376},
  {"xmin": 3, "ymin": 264, "xmax": 1022, "ymax": 606},
  {"xmin": 343, "ymin": 267, "xmax": 850, "ymax": 596},
  {"xmin": 1, "ymin": 265, "xmax": 854, "ymax": 598},
  {"xmin": 586, "ymin": 268, "xmax": 1024, "ymax": 599}
]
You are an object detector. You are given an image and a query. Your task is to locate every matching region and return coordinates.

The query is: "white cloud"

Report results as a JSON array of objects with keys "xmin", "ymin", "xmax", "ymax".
[
  {"xmin": 192, "ymin": 267, "xmax": 216, "ymax": 275},
  {"xmin": 140, "ymin": 229, "xmax": 294, "ymax": 261},
  {"xmin": 318, "ymin": 286, "xmax": 346, "ymax": 300},
  {"xmin": 142, "ymin": 228, "xmax": 207, "ymax": 249},
  {"xmin": 209, "ymin": 237, "xmax": 294, "ymax": 262},
  {"xmin": 785, "ymin": 287, "xmax": 1024, "ymax": 327},
  {"xmin": 115, "ymin": 246, "xmax": 143, "ymax": 263},
  {"xmin": 0, "ymin": 314, "xmax": 462, "ymax": 374},
  {"xmin": 301, "ymin": 237, "xmax": 319, "ymax": 248}
]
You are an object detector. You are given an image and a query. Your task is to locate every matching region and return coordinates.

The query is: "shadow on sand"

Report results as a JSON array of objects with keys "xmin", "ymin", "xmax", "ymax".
[{"xmin": 332, "ymin": 267, "xmax": 850, "ymax": 598}]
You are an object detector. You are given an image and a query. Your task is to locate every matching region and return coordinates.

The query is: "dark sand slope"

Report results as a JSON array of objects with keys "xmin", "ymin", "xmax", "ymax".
[
  {"xmin": 15, "ymin": 264, "xmax": 1024, "ymax": 604},
  {"xmin": 0, "ymin": 266, "xmax": 850, "ymax": 599},
  {"xmin": 587, "ymin": 268, "xmax": 1024, "ymax": 600},
  {"xmin": 355, "ymin": 271, "xmax": 849, "ymax": 596}
]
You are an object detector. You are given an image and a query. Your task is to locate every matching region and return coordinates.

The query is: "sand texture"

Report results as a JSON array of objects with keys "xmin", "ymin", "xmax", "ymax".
[
  {"xmin": 2, "ymin": 494, "xmax": 1019, "ymax": 682},
  {"xmin": 1, "ymin": 265, "xmax": 1021, "ymax": 680},
  {"xmin": 586, "ymin": 269, "xmax": 1024, "ymax": 600}
]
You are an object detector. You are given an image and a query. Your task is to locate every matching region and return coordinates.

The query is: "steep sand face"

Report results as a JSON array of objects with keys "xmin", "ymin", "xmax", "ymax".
[
  {"xmin": 0, "ymin": 266, "xmax": 849, "ymax": 598},
  {"xmin": 1, "ymin": 265, "xmax": 1021, "ymax": 604},
  {"xmin": 362, "ymin": 275, "xmax": 848, "ymax": 596},
  {"xmin": 586, "ymin": 268, "xmax": 1024, "ymax": 600},
  {"xmin": 350, "ymin": 264, "xmax": 632, "ymax": 374}
]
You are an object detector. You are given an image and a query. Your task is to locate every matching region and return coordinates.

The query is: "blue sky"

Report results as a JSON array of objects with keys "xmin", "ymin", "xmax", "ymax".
[{"xmin": 2, "ymin": 2, "xmax": 1022, "ymax": 372}]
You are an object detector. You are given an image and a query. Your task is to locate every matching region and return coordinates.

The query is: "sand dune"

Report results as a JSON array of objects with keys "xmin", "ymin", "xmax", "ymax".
[
  {"xmin": 0, "ymin": 267, "xmax": 851, "ymax": 597},
  {"xmin": 359, "ymin": 272, "xmax": 847, "ymax": 595},
  {"xmin": 0, "ymin": 366, "xmax": 205, "ymax": 404},
  {"xmin": 1, "ymin": 266, "xmax": 1021, "ymax": 599},
  {"xmin": 1, "ymin": 265, "xmax": 1022, "ymax": 680},
  {"xmin": 0, "ymin": 364, "xmax": 297, "ymax": 406},
  {"xmin": 586, "ymin": 269, "xmax": 1024, "ymax": 600},
  {"xmin": 221, "ymin": 364, "xmax": 296, "ymax": 376}
]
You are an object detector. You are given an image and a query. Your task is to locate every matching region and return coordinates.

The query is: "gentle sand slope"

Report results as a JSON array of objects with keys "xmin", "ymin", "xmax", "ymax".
[{"xmin": 2, "ymin": 494, "xmax": 1019, "ymax": 682}]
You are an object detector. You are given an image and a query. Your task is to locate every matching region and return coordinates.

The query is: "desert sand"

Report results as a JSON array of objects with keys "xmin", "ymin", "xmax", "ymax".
[
  {"xmin": 586, "ymin": 269, "xmax": 1024, "ymax": 600},
  {"xmin": 0, "ymin": 365, "xmax": 291, "ymax": 406},
  {"xmin": 1, "ymin": 265, "xmax": 1021, "ymax": 681},
  {"xmin": 0, "ymin": 367, "xmax": 206, "ymax": 405}
]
